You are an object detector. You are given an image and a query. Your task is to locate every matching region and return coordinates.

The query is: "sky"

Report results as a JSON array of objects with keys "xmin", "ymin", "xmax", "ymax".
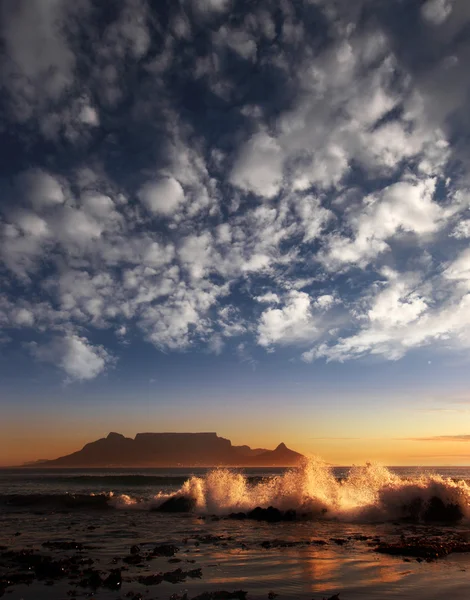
[{"xmin": 1, "ymin": 0, "xmax": 470, "ymax": 466}]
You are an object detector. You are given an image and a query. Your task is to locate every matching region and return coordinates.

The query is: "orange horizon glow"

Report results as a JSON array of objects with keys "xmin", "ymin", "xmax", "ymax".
[
  {"xmin": 3, "ymin": 394, "xmax": 470, "ymax": 467},
  {"xmin": 1, "ymin": 426, "xmax": 470, "ymax": 468}
]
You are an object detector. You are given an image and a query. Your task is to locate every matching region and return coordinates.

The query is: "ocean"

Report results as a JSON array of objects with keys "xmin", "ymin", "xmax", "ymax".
[{"xmin": 1, "ymin": 462, "xmax": 470, "ymax": 599}]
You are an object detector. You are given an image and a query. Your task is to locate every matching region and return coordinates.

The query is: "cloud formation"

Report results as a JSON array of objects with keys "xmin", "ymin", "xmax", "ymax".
[{"xmin": 2, "ymin": 0, "xmax": 470, "ymax": 380}]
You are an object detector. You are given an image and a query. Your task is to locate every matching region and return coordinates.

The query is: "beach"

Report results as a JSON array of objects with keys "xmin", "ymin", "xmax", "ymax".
[{"xmin": 1, "ymin": 464, "xmax": 470, "ymax": 599}]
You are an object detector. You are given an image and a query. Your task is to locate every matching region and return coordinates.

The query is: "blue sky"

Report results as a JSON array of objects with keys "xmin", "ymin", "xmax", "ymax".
[{"xmin": 2, "ymin": 0, "xmax": 470, "ymax": 464}]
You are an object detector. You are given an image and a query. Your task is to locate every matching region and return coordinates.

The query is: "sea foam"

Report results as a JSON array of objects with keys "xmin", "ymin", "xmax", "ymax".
[{"xmin": 110, "ymin": 458, "xmax": 470, "ymax": 522}]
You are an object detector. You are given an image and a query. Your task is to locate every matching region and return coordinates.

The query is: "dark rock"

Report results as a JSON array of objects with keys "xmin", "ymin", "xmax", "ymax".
[
  {"xmin": 261, "ymin": 539, "xmax": 308, "ymax": 549},
  {"xmin": 155, "ymin": 495, "xmax": 196, "ymax": 512},
  {"xmin": 164, "ymin": 568, "xmax": 189, "ymax": 584},
  {"xmin": 238, "ymin": 506, "xmax": 299, "ymax": 522},
  {"xmin": 331, "ymin": 538, "xmax": 347, "ymax": 546},
  {"xmin": 34, "ymin": 559, "xmax": 66, "ymax": 579},
  {"xmin": 123, "ymin": 553, "xmax": 144, "ymax": 564},
  {"xmin": 375, "ymin": 542, "xmax": 450, "ymax": 559},
  {"xmin": 152, "ymin": 543, "xmax": 180, "ymax": 556},
  {"xmin": 158, "ymin": 567, "xmax": 204, "ymax": 584},
  {"xmin": 103, "ymin": 568, "xmax": 122, "ymax": 590},
  {"xmin": 138, "ymin": 573, "xmax": 163, "ymax": 585},
  {"xmin": 187, "ymin": 568, "xmax": 203, "ymax": 579},
  {"xmin": 130, "ymin": 544, "xmax": 140, "ymax": 554},
  {"xmin": 268, "ymin": 592, "xmax": 278, "ymax": 599},
  {"xmin": 248, "ymin": 506, "xmax": 283, "ymax": 522},
  {"xmin": 77, "ymin": 569, "xmax": 102, "ymax": 588},
  {"xmin": 424, "ymin": 497, "xmax": 463, "ymax": 523},
  {"xmin": 191, "ymin": 591, "xmax": 247, "ymax": 600},
  {"xmin": 42, "ymin": 541, "xmax": 84, "ymax": 551}
]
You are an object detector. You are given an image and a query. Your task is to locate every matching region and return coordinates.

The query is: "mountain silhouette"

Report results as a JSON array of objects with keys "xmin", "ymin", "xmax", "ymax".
[{"xmin": 35, "ymin": 432, "xmax": 305, "ymax": 467}]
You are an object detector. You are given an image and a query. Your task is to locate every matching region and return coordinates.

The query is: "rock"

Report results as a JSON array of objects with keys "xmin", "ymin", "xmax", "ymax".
[
  {"xmin": 103, "ymin": 568, "xmax": 122, "ymax": 590},
  {"xmin": 375, "ymin": 542, "xmax": 450, "ymax": 559},
  {"xmin": 229, "ymin": 512, "xmax": 247, "ymax": 520},
  {"xmin": 123, "ymin": 553, "xmax": 144, "ymax": 564},
  {"xmin": 424, "ymin": 497, "xmax": 463, "ymax": 523},
  {"xmin": 237, "ymin": 506, "xmax": 299, "ymax": 522},
  {"xmin": 138, "ymin": 573, "xmax": 164, "ymax": 585},
  {"xmin": 191, "ymin": 591, "xmax": 247, "ymax": 600},
  {"xmin": 155, "ymin": 495, "xmax": 195, "ymax": 512},
  {"xmin": 77, "ymin": 568, "xmax": 102, "ymax": 588},
  {"xmin": 34, "ymin": 559, "xmax": 66, "ymax": 579},
  {"xmin": 42, "ymin": 541, "xmax": 85, "ymax": 551},
  {"xmin": 164, "ymin": 568, "xmax": 189, "ymax": 583},
  {"xmin": 187, "ymin": 568, "xmax": 203, "ymax": 579},
  {"xmin": 152, "ymin": 543, "xmax": 179, "ymax": 556},
  {"xmin": 130, "ymin": 544, "xmax": 140, "ymax": 554},
  {"xmin": 248, "ymin": 506, "xmax": 283, "ymax": 522},
  {"xmin": 139, "ymin": 567, "xmax": 203, "ymax": 584}
]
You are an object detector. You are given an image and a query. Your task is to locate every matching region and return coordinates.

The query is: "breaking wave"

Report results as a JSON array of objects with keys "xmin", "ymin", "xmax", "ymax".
[
  {"xmin": 4, "ymin": 460, "xmax": 470, "ymax": 523},
  {"xmin": 113, "ymin": 459, "xmax": 470, "ymax": 522}
]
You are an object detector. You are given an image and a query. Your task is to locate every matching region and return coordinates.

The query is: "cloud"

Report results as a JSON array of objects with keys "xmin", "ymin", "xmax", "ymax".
[
  {"xmin": 2, "ymin": 0, "xmax": 470, "ymax": 381},
  {"xmin": 30, "ymin": 334, "xmax": 113, "ymax": 381},
  {"xmin": 410, "ymin": 435, "xmax": 470, "ymax": 442},
  {"xmin": 421, "ymin": 0, "xmax": 453, "ymax": 25},
  {"xmin": 255, "ymin": 293, "xmax": 281, "ymax": 304},
  {"xmin": 322, "ymin": 178, "xmax": 447, "ymax": 269},
  {"xmin": 257, "ymin": 291, "xmax": 318, "ymax": 347},
  {"xmin": 230, "ymin": 132, "xmax": 283, "ymax": 198},
  {"xmin": 138, "ymin": 177, "xmax": 185, "ymax": 216}
]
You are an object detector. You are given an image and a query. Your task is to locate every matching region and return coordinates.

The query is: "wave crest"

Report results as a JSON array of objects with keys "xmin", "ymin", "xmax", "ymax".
[{"xmin": 147, "ymin": 458, "xmax": 470, "ymax": 522}]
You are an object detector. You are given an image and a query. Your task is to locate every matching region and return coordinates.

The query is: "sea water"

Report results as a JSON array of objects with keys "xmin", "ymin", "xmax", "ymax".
[{"xmin": 1, "ymin": 461, "xmax": 470, "ymax": 599}]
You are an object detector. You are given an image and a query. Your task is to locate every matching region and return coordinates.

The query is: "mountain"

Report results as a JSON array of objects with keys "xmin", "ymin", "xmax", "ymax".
[
  {"xmin": 244, "ymin": 442, "xmax": 304, "ymax": 466},
  {"xmin": 34, "ymin": 432, "xmax": 305, "ymax": 467}
]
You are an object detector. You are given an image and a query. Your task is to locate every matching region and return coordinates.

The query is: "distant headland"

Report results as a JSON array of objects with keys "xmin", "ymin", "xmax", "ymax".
[{"xmin": 30, "ymin": 432, "xmax": 305, "ymax": 467}]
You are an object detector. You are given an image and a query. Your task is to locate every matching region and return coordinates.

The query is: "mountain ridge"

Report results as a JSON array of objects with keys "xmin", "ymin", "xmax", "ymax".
[{"xmin": 31, "ymin": 432, "xmax": 305, "ymax": 467}]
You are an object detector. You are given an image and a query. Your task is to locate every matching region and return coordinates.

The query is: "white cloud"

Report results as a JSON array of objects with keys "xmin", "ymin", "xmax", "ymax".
[
  {"xmin": 214, "ymin": 27, "xmax": 257, "ymax": 61},
  {"xmin": 303, "ymin": 265, "xmax": 470, "ymax": 363},
  {"xmin": 17, "ymin": 169, "xmax": 64, "ymax": 209},
  {"xmin": 0, "ymin": 0, "xmax": 76, "ymax": 120},
  {"xmin": 191, "ymin": 0, "xmax": 231, "ymax": 15},
  {"xmin": 315, "ymin": 295, "xmax": 337, "ymax": 310},
  {"xmin": 421, "ymin": 0, "xmax": 453, "ymax": 25},
  {"xmin": 31, "ymin": 334, "xmax": 113, "ymax": 381},
  {"xmin": 322, "ymin": 178, "xmax": 445, "ymax": 268},
  {"xmin": 257, "ymin": 291, "xmax": 317, "ymax": 347},
  {"xmin": 4, "ymin": 0, "xmax": 470, "ymax": 379},
  {"xmin": 138, "ymin": 177, "xmax": 185, "ymax": 216},
  {"xmin": 179, "ymin": 233, "xmax": 213, "ymax": 280},
  {"xmin": 255, "ymin": 292, "xmax": 281, "ymax": 304},
  {"xmin": 79, "ymin": 104, "xmax": 99, "ymax": 126},
  {"xmin": 12, "ymin": 308, "xmax": 35, "ymax": 327},
  {"xmin": 451, "ymin": 219, "xmax": 470, "ymax": 239},
  {"xmin": 230, "ymin": 132, "xmax": 283, "ymax": 198}
]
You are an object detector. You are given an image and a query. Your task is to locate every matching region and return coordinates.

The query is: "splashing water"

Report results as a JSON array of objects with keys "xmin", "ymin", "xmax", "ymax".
[{"xmin": 108, "ymin": 458, "xmax": 470, "ymax": 522}]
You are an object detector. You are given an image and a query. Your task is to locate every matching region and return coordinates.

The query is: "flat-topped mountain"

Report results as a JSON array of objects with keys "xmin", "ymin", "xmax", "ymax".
[{"xmin": 35, "ymin": 432, "xmax": 304, "ymax": 467}]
